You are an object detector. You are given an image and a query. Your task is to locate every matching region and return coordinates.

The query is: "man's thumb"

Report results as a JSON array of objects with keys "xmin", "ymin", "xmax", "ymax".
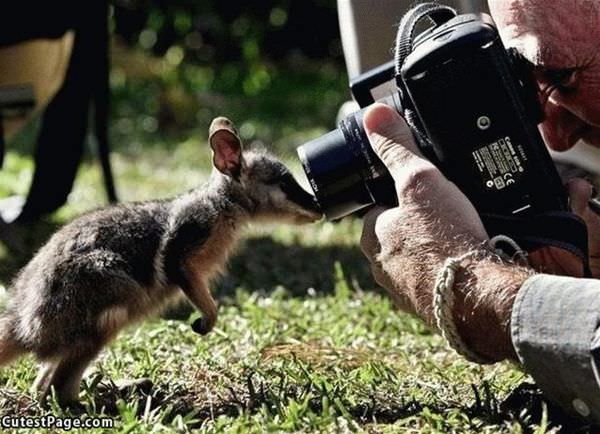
[
  {"xmin": 363, "ymin": 103, "xmax": 423, "ymax": 177},
  {"xmin": 568, "ymin": 178, "xmax": 593, "ymax": 215}
]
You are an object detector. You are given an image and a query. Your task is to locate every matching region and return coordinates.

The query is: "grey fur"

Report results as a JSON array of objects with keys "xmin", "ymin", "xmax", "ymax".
[{"xmin": 0, "ymin": 117, "xmax": 321, "ymax": 406}]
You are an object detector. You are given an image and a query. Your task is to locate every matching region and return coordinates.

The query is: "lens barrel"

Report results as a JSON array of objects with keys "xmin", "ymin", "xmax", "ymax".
[{"xmin": 297, "ymin": 103, "xmax": 397, "ymax": 220}]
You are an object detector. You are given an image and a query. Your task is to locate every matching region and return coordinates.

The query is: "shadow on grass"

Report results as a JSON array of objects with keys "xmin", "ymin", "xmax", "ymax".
[
  {"xmin": 0, "ymin": 375, "xmax": 591, "ymax": 432},
  {"xmin": 220, "ymin": 236, "xmax": 374, "ymax": 297},
  {"xmin": 81, "ymin": 374, "xmax": 594, "ymax": 432},
  {"xmin": 497, "ymin": 383, "xmax": 597, "ymax": 433},
  {"xmin": 163, "ymin": 234, "xmax": 377, "ymax": 319}
]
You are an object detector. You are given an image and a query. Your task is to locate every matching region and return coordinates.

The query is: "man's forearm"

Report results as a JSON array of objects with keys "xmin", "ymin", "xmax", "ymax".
[
  {"xmin": 378, "ymin": 238, "xmax": 531, "ymax": 362},
  {"xmin": 453, "ymin": 258, "xmax": 533, "ymax": 362}
]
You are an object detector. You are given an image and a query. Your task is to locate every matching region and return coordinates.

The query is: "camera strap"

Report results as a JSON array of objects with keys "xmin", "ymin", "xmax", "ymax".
[
  {"xmin": 394, "ymin": 3, "xmax": 458, "ymax": 159},
  {"xmin": 394, "ymin": 2, "xmax": 457, "ymax": 68},
  {"xmin": 481, "ymin": 212, "xmax": 592, "ymax": 277}
]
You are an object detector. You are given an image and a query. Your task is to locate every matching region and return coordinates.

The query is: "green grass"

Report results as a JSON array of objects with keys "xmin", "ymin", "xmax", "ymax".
[{"xmin": 0, "ymin": 64, "xmax": 580, "ymax": 433}]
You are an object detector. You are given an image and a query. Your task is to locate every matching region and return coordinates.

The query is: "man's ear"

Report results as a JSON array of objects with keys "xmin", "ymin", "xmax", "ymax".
[{"xmin": 208, "ymin": 117, "xmax": 244, "ymax": 178}]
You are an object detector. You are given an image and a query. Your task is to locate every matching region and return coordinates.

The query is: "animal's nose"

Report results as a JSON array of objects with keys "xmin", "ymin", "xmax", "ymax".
[
  {"xmin": 308, "ymin": 195, "xmax": 322, "ymax": 213},
  {"xmin": 308, "ymin": 202, "xmax": 324, "ymax": 221}
]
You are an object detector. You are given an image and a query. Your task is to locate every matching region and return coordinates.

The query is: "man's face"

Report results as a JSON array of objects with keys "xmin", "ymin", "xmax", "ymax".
[{"xmin": 489, "ymin": 0, "xmax": 600, "ymax": 151}]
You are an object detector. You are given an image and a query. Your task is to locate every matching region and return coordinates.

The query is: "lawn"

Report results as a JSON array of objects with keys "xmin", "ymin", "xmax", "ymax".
[{"xmin": 0, "ymin": 56, "xmax": 575, "ymax": 433}]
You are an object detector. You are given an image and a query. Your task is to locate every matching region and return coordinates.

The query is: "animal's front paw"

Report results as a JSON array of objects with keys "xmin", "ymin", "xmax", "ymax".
[{"xmin": 191, "ymin": 317, "xmax": 212, "ymax": 335}]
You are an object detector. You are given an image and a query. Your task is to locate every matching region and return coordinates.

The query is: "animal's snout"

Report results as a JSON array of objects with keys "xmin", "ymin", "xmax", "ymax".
[
  {"xmin": 307, "ymin": 196, "xmax": 323, "ymax": 218},
  {"xmin": 295, "ymin": 193, "xmax": 323, "ymax": 223}
]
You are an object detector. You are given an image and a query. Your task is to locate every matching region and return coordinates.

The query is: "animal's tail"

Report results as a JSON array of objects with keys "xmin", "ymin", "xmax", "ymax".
[{"xmin": 0, "ymin": 317, "xmax": 24, "ymax": 366}]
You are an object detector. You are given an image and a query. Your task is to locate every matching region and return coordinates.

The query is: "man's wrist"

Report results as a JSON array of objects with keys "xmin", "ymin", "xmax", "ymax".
[{"xmin": 452, "ymin": 257, "xmax": 533, "ymax": 362}]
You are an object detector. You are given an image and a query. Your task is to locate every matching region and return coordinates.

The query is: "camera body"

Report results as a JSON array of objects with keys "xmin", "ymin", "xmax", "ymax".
[
  {"xmin": 401, "ymin": 13, "xmax": 567, "ymax": 217},
  {"xmin": 298, "ymin": 12, "xmax": 568, "ymax": 221}
]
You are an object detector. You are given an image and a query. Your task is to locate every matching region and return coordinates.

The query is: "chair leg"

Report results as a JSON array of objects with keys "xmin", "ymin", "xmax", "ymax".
[
  {"xmin": 0, "ymin": 116, "xmax": 24, "ymax": 253},
  {"xmin": 0, "ymin": 114, "xmax": 4, "ymax": 168},
  {"xmin": 97, "ymin": 134, "xmax": 117, "ymax": 203},
  {"xmin": 0, "ymin": 216, "xmax": 25, "ymax": 254},
  {"xmin": 94, "ymin": 1, "xmax": 117, "ymax": 204}
]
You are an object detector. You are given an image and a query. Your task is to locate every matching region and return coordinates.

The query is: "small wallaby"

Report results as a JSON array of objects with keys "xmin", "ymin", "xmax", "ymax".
[{"xmin": 0, "ymin": 117, "xmax": 321, "ymax": 407}]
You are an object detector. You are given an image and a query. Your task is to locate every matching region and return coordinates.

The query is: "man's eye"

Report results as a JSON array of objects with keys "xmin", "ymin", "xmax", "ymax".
[{"xmin": 543, "ymin": 68, "xmax": 578, "ymax": 93}]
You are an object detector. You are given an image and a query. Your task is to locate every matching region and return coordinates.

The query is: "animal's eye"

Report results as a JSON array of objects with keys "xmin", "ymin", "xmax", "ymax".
[
  {"xmin": 265, "ymin": 176, "xmax": 282, "ymax": 185},
  {"xmin": 542, "ymin": 67, "xmax": 578, "ymax": 93},
  {"xmin": 265, "ymin": 170, "xmax": 291, "ymax": 186}
]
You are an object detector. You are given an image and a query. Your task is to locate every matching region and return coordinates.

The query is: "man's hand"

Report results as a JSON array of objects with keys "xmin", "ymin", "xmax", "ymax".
[
  {"xmin": 529, "ymin": 178, "xmax": 600, "ymax": 277},
  {"xmin": 360, "ymin": 103, "xmax": 532, "ymax": 362}
]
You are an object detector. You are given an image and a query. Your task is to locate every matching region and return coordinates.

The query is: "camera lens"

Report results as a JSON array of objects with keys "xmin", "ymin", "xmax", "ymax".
[{"xmin": 297, "ymin": 105, "xmax": 397, "ymax": 220}]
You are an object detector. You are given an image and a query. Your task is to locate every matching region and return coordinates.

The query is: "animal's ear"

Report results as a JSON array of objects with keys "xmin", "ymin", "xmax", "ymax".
[{"xmin": 208, "ymin": 117, "xmax": 244, "ymax": 178}]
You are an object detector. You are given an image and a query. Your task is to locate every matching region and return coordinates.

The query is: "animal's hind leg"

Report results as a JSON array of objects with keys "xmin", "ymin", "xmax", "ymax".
[
  {"xmin": 31, "ymin": 360, "xmax": 58, "ymax": 395},
  {"xmin": 0, "ymin": 319, "xmax": 25, "ymax": 366},
  {"xmin": 44, "ymin": 343, "xmax": 102, "ymax": 407}
]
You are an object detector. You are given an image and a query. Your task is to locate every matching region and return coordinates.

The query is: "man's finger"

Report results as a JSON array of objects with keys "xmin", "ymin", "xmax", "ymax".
[
  {"xmin": 567, "ymin": 178, "xmax": 600, "ymax": 260},
  {"xmin": 568, "ymin": 178, "xmax": 593, "ymax": 215},
  {"xmin": 360, "ymin": 206, "xmax": 388, "ymax": 259},
  {"xmin": 363, "ymin": 103, "xmax": 426, "ymax": 178},
  {"xmin": 369, "ymin": 261, "xmax": 416, "ymax": 314}
]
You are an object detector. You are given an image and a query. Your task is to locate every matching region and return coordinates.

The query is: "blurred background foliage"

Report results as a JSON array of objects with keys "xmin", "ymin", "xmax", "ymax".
[{"xmin": 108, "ymin": 0, "xmax": 347, "ymax": 158}]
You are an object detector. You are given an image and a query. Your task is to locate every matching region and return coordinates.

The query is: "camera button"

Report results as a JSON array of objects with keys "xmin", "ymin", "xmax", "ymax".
[{"xmin": 477, "ymin": 116, "xmax": 491, "ymax": 130}]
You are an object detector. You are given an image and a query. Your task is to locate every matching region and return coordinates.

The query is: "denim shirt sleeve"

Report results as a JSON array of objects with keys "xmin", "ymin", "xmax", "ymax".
[{"xmin": 511, "ymin": 274, "xmax": 600, "ymax": 422}]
